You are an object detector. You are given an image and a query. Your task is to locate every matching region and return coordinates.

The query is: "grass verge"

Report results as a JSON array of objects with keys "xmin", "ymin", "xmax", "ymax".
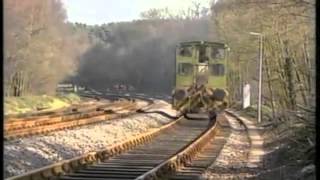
[
  {"xmin": 232, "ymin": 102, "xmax": 315, "ymax": 179},
  {"xmin": 4, "ymin": 93, "xmax": 81, "ymax": 115}
]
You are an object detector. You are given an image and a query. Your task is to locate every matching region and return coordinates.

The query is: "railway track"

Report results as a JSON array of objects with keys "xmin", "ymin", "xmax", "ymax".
[
  {"xmin": 5, "ymin": 101, "xmax": 129, "ymax": 128},
  {"xmin": 4, "ymin": 96, "xmax": 101, "ymax": 120},
  {"xmin": 60, "ymin": 116, "xmax": 215, "ymax": 180},
  {"xmin": 7, "ymin": 112, "xmax": 223, "ymax": 180},
  {"xmin": 166, "ymin": 115, "xmax": 231, "ymax": 180},
  {"xmin": 165, "ymin": 110, "xmax": 263, "ymax": 180},
  {"xmin": 5, "ymin": 96, "xmax": 258, "ymax": 180},
  {"xmin": 4, "ymin": 92, "xmax": 152, "ymax": 140},
  {"xmin": 6, "ymin": 113, "xmax": 183, "ymax": 180}
]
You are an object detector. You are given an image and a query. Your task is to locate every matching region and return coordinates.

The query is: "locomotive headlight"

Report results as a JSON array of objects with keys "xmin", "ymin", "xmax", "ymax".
[
  {"xmin": 211, "ymin": 88, "xmax": 227, "ymax": 101},
  {"xmin": 173, "ymin": 89, "xmax": 188, "ymax": 101}
]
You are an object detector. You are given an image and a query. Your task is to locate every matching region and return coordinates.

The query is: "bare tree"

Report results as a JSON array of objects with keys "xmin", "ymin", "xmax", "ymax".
[{"xmin": 4, "ymin": 0, "xmax": 90, "ymax": 96}]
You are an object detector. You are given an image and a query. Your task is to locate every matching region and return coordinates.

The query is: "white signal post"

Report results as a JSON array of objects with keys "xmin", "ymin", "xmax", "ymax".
[
  {"xmin": 243, "ymin": 83, "xmax": 251, "ymax": 109},
  {"xmin": 249, "ymin": 32, "xmax": 264, "ymax": 123}
]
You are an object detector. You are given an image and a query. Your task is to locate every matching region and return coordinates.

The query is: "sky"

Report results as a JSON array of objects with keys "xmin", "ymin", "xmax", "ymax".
[{"xmin": 61, "ymin": 0, "xmax": 215, "ymax": 25}]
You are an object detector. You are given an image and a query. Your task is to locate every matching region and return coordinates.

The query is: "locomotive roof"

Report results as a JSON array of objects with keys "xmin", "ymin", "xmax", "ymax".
[{"xmin": 178, "ymin": 41, "xmax": 226, "ymax": 47}]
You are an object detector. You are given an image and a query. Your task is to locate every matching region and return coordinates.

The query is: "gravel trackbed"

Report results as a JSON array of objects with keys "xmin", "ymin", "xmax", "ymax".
[{"xmin": 4, "ymin": 100, "xmax": 176, "ymax": 178}]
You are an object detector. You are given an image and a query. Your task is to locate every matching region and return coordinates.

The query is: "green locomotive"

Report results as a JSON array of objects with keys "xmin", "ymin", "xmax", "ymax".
[{"xmin": 172, "ymin": 41, "xmax": 229, "ymax": 115}]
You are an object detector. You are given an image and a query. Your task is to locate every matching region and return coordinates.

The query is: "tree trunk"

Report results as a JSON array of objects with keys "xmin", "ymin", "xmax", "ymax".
[
  {"xmin": 276, "ymin": 35, "xmax": 291, "ymax": 109},
  {"xmin": 291, "ymin": 55, "xmax": 308, "ymax": 106},
  {"xmin": 264, "ymin": 40, "xmax": 276, "ymax": 119},
  {"xmin": 283, "ymin": 41, "xmax": 296, "ymax": 110}
]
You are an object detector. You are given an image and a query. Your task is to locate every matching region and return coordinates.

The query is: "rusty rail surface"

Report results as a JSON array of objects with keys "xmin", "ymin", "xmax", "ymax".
[
  {"xmin": 5, "ymin": 101, "xmax": 129, "ymax": 130},
  {"xmin": 12, "ymin": 115, "xmax": 217, "ymax": 180},
  {"xmin": 5, "ymin": 112, "xmax": 247, "ymax": 180},
  {"xmin": 166, "ymin": 114, "xmax": 231, "ymax": 180},
  {"xmin": 50, "ymin": 115, "xmax": 219, "ymax": 180},
  {"xmin": 4, "ymin": 101, "xmax": 141, "ymax": 140},
  {"xmin": 6, "ymin": 116, "xmax": 183, "ymax": 180},
  {"xmin": 135, "ymin": 116, "xmax": 221, "ymax": 180},
  {"xmin": 4, "ymin": 98, "xmax": 99, "ymax": 120},
  {"xmin": 5, "ymin": 90, "xmax": 155, "ymax": 140},
  {"xmin": 4, "ymin": 90, "xmax": 126, "ymax": 123},
  {"xmin": 167, "ymin": 110, "xmax": 261, "ymax": 180},
  {"xmin": 146, "ymin": 111, "xmax": 254, "ymax": 180},
  {"xmin": 6, "ymin": 89, "xmax": 246, "ymax": 180}
]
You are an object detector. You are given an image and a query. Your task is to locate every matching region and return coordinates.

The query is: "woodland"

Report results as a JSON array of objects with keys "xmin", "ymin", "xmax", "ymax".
[{"xmin": 4, "ymin": 0, "xmax": 315, "ymax": 165}]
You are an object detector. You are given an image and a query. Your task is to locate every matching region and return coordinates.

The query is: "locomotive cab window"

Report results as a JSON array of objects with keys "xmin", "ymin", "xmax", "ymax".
[
  {"xmin": 209, "ymin": 64, "xmax": 225, "ymax": 76},
  {"xmin": 199, "ymin": 46, "xmax": 209, "ymax": 63},
  {"xmin": 178, "ymin": 63, "xmax": 193, "ymax": 76},
  {"xmin": 211, "ymin": 47, "xmax": 225, "ymax": 59},
  {"xmin": 179, "ymin": 46, "xmax": 193, "ymax": 57}
]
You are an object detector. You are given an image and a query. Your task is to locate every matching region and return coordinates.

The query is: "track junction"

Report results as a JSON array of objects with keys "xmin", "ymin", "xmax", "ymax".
[{"xmin": 5, "ymin": 90, "xmax": 265, "ymax": 180}]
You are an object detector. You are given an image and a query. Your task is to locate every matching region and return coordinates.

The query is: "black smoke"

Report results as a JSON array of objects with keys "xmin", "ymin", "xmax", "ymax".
[{"xmin": 71, "ymin": 19, "xmax": 216, "ymax": 94}]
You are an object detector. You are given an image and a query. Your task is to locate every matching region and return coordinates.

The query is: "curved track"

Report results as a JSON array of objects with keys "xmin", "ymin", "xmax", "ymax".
[
  {"xmin": 7, "ymin": 112, "xmax": 222, "ymax": 180},
  {"xmin": 162, "ymin": 110, "xmax": 260, "ymax": 180},
  {"xmin": 59, "ymin": 116, "xmax": 214, "ymax": 180},
  {"xmin": 6, "ymin": 113, "xmax": 182, "ymax": 180},
  {"xmin": 165, "ymin": 115, "xmax": 231, "ymax": 180},
  {"xmin": 4, "ymin": 92, "xmax": 153, "ymax": 140},
  {"xmin": 5, "ymin": 90, "xmax": 256, "ymax": 180}
]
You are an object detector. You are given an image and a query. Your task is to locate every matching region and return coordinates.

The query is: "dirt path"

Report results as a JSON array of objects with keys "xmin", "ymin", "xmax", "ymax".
[{"xmin": 202, "ymin": 111, "xmax": 265, "ymax": 179}]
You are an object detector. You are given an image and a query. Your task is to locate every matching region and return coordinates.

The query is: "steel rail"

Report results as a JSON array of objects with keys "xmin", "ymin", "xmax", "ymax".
[
  {"xmin": 4, "ymin": 97, "xmax": 98, "ymax": 120},
  {"xmin": 53, "ymin": 117, "xmax": 210, "ymax": 180},
  {"xmin": 4, "ymin": 102, "xmax": 140, "ymax": 140},
  {"xmin": 167, "ymin": 113, "xmax": 231, "ymax": 180},
  {"xmin": 6, "ymin": 116, "xmax": 183, "ymax": 180},
  {"xmin": 135, "ymin": 116, "xmax": 220, "ymax": 180},
  {"xmin": 166, "ymin": 111, "xmax": 257, "ymax": 180},
  {"xmin": 4, "ymin": 101, "xmax": 131, "ymax": 130},
  {"xmin": 4, "ymin": 90, "xmax": 153, "ymax": 139}
]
